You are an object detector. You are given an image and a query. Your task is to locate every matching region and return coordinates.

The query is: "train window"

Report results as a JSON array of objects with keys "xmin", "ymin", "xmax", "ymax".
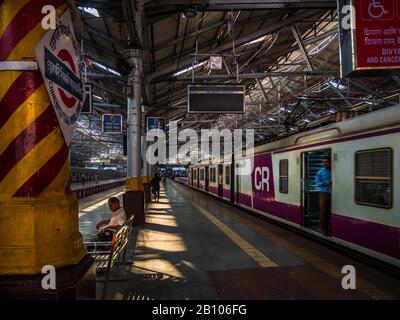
[
  {"xmin": 355, "ymin": 148, "xmax": 392, "ymax": 209},
  {"xmin": 279, "ymin": 159, "xmax": 289, "ymax": 194},
  {"xmin": 200, "ymin": 169, "xmax": 204, "ymax": 181},
  {"xmin": 210, "ymin": 167, "xmax": 216, "ymax": 183},
  {"xmin": 225, "ymin": 165, "xmax": 231, "ymax": 185}
]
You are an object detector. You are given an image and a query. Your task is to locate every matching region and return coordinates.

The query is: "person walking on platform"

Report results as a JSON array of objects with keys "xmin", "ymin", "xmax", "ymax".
[
  {"xmin": 315, "ymin": 156, "xmax": 332, "ymax": 236},
  {"xmin": 151, "ymin": 174, "xmax": 161, "ymax": 202},
  {"xmin": 81, "ymin": 172, "xmax": 86, "ymax": 186}
]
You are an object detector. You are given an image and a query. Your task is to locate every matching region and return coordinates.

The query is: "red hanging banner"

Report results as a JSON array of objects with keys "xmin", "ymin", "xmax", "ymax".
[
  {"xmin": 339, "ymin": 0, "xmax": 400, "ymax": 77},
  {"xmin": 354, "ymin": 0, "xmax": 400, "ymax": 70}
]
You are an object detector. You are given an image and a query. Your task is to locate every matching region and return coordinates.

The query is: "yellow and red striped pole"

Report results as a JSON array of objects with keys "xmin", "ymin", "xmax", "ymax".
[{"xmin": 0, "ymin": 0, "xmax": 86, "ymax": 275}]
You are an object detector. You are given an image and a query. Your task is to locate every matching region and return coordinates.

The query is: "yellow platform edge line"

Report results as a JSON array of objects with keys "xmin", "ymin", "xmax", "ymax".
[{"xmin": 174, "ymin": 183, "xmax": 278, "ymax": 268}]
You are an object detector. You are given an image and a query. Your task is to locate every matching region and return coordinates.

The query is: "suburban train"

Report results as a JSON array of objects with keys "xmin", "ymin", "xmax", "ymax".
[
  {"xmin": 70, "ymin": 167, "xmax": 124, "ymax": 183},
  {"xmin": 177, "ymin": 105, "xmax": 400, "ymax": 267}
]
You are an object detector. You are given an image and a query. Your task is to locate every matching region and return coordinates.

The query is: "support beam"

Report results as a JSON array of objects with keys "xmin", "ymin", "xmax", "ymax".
[
  {"xmin": 249, "ymin": 29, "xmax": 337, "ymax": 70},
  {"xmin": 291, "ymin": 24, "xmax": 314, "ymax": 71},
  {"xmin": 86, "ymin": 72, "xmax": 126, "ymax": 80},
  {"xmin": 147, "ymin": 10, "xmax": 323, "ymax": 81},
  {"xmin": 93, "ymin": 103, "xmax": 125, "ymax": 108},
  {"xmin": 253, "ymin": 69, "xmax": 269, "ymax": 102},
  {"xmin": 152, "ymin": 11, "xmax": 283, "ymax": 53},
  {"xmin": 88, "ymin": 81, "xmax": 126, "ymax": 101},
  {"xmin": 145, "ymin": 0, "xmax": 337, "ymax": 17},
  {"xmin": 84, "ymin": 24, "xmax": 127, "ymax": 46},
  {"xmin": 157, "ymin": 70, "xmax": 338, "ymax": 82}
]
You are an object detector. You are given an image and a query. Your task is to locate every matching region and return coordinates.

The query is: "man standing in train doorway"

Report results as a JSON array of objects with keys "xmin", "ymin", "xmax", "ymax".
[{"xmin": 315, "ymin": 156, "xmax": 332, "ymax": 236}]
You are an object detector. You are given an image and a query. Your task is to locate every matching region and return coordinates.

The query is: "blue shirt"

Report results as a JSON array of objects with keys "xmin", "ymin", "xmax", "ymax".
[{"xmin": 315, "ymin": 167, "xmax": 332, "ymax": 193}]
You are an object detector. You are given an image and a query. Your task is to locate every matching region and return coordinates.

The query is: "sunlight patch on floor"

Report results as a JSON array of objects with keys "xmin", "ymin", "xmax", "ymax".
[
  {"xmin": 136, "ymin": 228, "xmax": 186, "ymax": 252},
  {"xmin": 146, "ymin": 214, "xmax": 178, "ymax": 227},
  {"xmin": 131, "ymin": 258, "xmax": 185, "ymax": 278}
]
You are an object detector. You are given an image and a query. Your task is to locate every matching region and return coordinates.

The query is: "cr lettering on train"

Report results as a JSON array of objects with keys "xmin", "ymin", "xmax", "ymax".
[{"xmin": 254, "ymin": 167, "xmax": 270, "ymax": 192}]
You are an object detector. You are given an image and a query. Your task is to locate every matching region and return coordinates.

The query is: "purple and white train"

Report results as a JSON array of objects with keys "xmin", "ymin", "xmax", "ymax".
[{"xmin": 176, "ymin": 105, "xmax": 400, "ymax": 267}]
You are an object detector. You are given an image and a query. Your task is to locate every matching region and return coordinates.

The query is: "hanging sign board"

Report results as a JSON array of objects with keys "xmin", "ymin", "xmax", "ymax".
[
  {"xmin": 188, "ymin": 84, "xmax": 245, "ymax": 113},
  {"xmin": 34, "ymin": 10, "xmax": 84, "ymax": 145},
  {"xmin": 81, "ymin": 84, "xmax": 93, "ymax": 114},
  {"xmin": 102, "ymin": 114, "xmax": 122, "ymax": 134},
  {"xmin": 147, "ymin": 117, "xmax": 166, "ymax": 132},
  {"xmin": 209, "ymin": 56, "xmax": 223, "ymax": 70},
  {"xmin": 339, "ymin": 0, "xmax": 400, "ymax": 77}
]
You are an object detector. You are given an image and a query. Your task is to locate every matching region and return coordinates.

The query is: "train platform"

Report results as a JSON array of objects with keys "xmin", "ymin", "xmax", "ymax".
[
  {"xmin": 78, "ymin": 180, "xmax": 400, "ymax": 300},
  {"xmin": 72, "ymin": 178, "xmax": 126, "ymax": 199},
  {"xmin": 72, "ymin": 178, "xmax": 126, "ymax": 191}
]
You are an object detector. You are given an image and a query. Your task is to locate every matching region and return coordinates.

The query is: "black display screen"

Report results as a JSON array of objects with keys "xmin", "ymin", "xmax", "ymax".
[{"xmin": 188, "ymin": 84, "xmax": 245, "ymax": 113}]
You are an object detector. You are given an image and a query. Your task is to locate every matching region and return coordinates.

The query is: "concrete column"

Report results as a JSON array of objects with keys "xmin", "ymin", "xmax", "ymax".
[
  {"xmin": 141, "ymin": 132, "xmax": 151, "ymax": 204},
  {"xmin": 135, "ymin": 0, "xmax": 151, "ymax": 203},
  {"xmin": 0, "ymin": 0, "xmax": 95, "ymax": 299},
  {"xmin": 123, "ymin": 48, "xmax": 145, "ymax": 225},
  {"xmin": 126, "ymin": 52, "xmax": 142, "ymax": 178}
]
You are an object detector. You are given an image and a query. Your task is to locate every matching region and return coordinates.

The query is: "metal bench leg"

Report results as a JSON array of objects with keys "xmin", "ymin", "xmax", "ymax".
[
  {"xmin": 122, "ymin": 246, "xmax": 128, "ymax": 264},
  {"xmin": 101, "ymin": 265, "xmax": 111, "ymax": 300},
  {"xmin": 116, "ymin": 259, "xmax": 120, "ymax": 273}
]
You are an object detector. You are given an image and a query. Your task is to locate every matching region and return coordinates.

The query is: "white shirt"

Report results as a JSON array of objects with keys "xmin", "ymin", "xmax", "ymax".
[{"xmin": 108, "ymin": 207, "xmax": 127, "ymax": 226}]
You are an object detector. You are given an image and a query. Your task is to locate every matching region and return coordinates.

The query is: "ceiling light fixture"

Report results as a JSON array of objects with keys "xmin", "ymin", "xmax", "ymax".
[{"xmin": 183, "ymin": 7, "xmax": 197, "ymax": 19}]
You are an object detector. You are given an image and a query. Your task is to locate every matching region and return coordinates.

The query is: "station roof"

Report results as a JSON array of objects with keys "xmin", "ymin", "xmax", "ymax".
[{"xmin": 69, "ymin": 0, "xmax": 400, "ymax": 166}]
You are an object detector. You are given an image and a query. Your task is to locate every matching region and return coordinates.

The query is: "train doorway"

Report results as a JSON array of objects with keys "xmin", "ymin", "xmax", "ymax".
[
  {"xmin": 205, "ymin": 167, "xmax": 209, "ymax": 192},
  {"xmin": 191, "ymin": 168, "xmax": 194, "ymax": 186},
  {"xmin": 218, "ymin": 164, "xmax": 223, "ymax": 197},
  {"xmin": 301, "ymin": 149, "xmax": 331, "ymax": 234},
  {"xmin": 230, "ymin": 163, "xmax": 235, "ymax": 203},
  {"xmin": 235, "ymin": 163, "xmax": 240, "ymax": 203}
]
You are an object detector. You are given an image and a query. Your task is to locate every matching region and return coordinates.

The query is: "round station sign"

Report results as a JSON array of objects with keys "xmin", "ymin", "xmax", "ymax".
[
  {"xmin": 35, "ymin": 11, "xmax": 84, "ymax": 146},
  {"xmin": 56, "ymin": 49, "xmax": 80, "ymax": 111}
]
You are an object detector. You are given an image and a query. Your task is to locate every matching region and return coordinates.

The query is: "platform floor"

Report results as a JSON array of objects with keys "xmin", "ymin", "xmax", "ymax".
[{"xmin": 78, "ymin": 180, "xmax": 400, "ymax": 300}]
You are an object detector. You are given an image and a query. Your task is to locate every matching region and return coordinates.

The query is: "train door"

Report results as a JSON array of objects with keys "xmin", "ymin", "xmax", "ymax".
[
  {"xmin": 301, "ymin": 149, "xmax": 331, "ymax": 234},
  {"xmin": 218, "ymin": 164, "xmax": 223, "ymax": 197},
  {"xmin": 235, "ymin": 163, "xmax": 240, "ymax": 203},
  {"xmin": 230, "ymin": 162, "xmax": 235, "ymax": 203},
  {"xmin": 205, "ymin": 167, "xmax": 209, "ymax": 192},
  {"xmin": 197, "ymin": 168, "xmax": 200, "ymax": 188},
  {"xmin": 190, "ymin": 168, "xmax": 194, "ymax": 186}
]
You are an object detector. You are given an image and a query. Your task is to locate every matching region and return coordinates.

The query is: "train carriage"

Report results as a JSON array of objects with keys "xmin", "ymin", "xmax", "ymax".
[{"xmin": 189, "ymin": 105, "xmax": 400, "ymax": 267}]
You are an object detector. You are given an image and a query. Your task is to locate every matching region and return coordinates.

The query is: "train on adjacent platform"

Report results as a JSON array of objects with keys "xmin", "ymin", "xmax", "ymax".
[
  {"xmin": 70, "ymin": 167, "xmax": 124, "ymax": 183},
  {"xmin": 176, "ymin": 105, "xmax": 400, "ymax": 268}
]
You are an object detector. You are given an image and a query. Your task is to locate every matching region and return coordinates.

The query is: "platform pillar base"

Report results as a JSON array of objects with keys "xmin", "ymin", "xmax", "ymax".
[
  {"xmin": 0, "ymin": 254, "xmax": 96, "ymax": 300},
  {"xmin": 143, "ymin": 183, "xmax": 151, "ymax": 204},
  {"xmin": 124, "ymin": 191, "xmax": 145, "ymax": 226}
]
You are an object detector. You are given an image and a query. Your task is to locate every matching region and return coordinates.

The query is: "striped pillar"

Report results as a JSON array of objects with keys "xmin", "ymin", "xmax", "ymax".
[{"xmin": 0, "ymin": 0, "xmax": 86, "ymax": 275}]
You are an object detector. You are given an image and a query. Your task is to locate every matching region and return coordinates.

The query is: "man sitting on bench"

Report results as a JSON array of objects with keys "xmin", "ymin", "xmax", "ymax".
[{"xmin": 94, "ymin": 197, "xmax": 127, "ymax": 242}]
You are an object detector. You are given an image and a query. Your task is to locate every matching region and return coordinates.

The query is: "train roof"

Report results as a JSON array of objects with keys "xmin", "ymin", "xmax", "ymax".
[
  {"xmin": 192, "ymin": 105, "xmax": 400, "ymax": 166},
  {"xmin": 252, "ymin": 104, "xmax": 400, "ymax": 155}
]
